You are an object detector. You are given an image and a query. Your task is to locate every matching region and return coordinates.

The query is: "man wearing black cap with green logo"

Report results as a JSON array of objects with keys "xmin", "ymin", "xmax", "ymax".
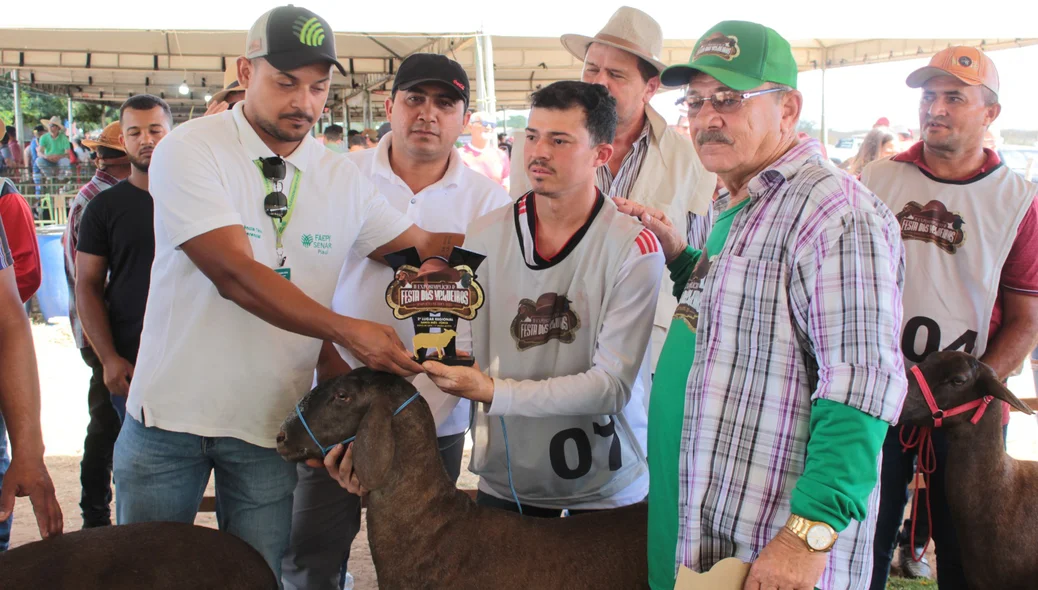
[
  {"xmin": 113, "ymin": 6, "xmax": 467, "ymax": 581},
  {"xmin": 619, "ymin": 20, "xmax": 907, "ymax": 590}
]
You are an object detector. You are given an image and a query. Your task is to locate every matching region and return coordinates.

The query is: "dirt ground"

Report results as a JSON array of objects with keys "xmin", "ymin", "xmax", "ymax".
[{"xmin": 9, "ymin": 319, "xmax": 1038, "ymax": 589}]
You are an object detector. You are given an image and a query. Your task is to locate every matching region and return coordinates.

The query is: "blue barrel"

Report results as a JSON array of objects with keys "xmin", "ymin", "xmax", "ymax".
[{"xmin": 36, "ymin": 225, "xmax": 69, "ymax": 321}]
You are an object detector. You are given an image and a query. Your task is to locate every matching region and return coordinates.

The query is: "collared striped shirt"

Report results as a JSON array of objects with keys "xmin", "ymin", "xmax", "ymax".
[
  {"xmin": 686, "ymin": 206, "xmax": 715, "ymax": 251},
  {"xmin": 596, "ymin": 119, "xmax": 651, "ymax": 200},
  {"xmin": 0, "ymin": 211, "xmax": 12, "ymax": 270},
  {"xmin": 676, "ymin": 139, "xmax": 907, "ymax": 589},
  {"xmin": 64, "ymin": 169, "xmax": 121, "ymax": 348}
]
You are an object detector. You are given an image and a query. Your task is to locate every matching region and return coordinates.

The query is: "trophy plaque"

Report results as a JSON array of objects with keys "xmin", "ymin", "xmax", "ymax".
[{"xmin": 384, "ymin": 247, "xmax": 486, "ymax": 366}]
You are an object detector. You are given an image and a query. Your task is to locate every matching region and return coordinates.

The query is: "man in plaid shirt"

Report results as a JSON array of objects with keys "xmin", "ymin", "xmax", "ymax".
[
  {"xmin": 621, "ymin": 21, "xmax": 907, "ymax": 590},
  {"xmin": 61, "ymin": 121, "xmax": 130, "ymax": 529}
]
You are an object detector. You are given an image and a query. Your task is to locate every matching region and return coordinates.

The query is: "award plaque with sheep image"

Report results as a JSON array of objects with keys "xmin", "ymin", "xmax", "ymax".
[{"xmin": 384, "ymin": 247, "xmax": 486, "ymax": 367}]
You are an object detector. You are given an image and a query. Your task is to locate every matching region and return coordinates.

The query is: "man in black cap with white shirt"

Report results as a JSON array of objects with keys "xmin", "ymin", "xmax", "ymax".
[
  {"xmin": 113, "ymin": 5, "xmax": 466, "ymax": 579},
  {"xmin": 283, "ymin": 52, "xmax": 511, "ymax": 590}
]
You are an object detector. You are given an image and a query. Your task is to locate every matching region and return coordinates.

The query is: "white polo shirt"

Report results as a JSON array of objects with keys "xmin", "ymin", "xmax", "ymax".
[
  {"xmin": 331, "ymin": 132, "xmax": 511, "ymax": 437},
  {"xmin": 130, "ymin": 103, "xmax": 413, "ymax": 448}
]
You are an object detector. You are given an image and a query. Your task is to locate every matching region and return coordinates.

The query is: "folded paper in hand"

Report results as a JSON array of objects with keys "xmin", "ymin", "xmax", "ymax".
[{"xmin": 673, "ymin": 558, "xmax": 750, "ymax": 590}]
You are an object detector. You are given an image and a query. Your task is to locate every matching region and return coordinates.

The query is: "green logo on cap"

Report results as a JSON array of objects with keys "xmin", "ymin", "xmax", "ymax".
[{"xmin": 293, "ymin": 17, "xmax": 325, "ymax": 47}]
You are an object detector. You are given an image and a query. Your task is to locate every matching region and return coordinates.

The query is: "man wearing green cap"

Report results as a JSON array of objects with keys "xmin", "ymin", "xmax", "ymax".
[{"xmin": 620, "ymin": 21, "xmax": 906, "ymax": 590}]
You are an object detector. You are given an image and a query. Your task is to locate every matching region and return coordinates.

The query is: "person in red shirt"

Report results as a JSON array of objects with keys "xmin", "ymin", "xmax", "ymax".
[
  {"xmin": 0, "ymin": 178, "xmax": 42, "ymax": 303},
  {"xmin": 863, "ymin": 46, "xmax": 1038, "ymax": 590},
  {"xmin": 459, "ymin": 111, "xmax": 510, "ymax": 191}
]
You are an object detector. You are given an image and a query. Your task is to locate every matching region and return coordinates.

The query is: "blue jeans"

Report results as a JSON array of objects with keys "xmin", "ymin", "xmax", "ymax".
[
  {"xmin": 113, "ymin": 416, "xmax": 297, "ymax": 584},
  {"xmin": 0, "ymin": 412, "xmax": 11, "ymax": 552},
  {"xmin": 36, "ymin": 157, "xmax": 70, "ymax": 180}
]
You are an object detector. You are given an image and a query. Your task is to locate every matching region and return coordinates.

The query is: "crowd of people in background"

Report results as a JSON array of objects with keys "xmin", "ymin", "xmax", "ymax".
[{"xmin": 0, "ymin": 4, "xmax": 1037, "ymax": 590}]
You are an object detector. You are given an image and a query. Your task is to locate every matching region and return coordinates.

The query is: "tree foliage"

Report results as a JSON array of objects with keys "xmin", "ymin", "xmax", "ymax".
[{"xmin": 0, "ymin": 78, "xmax": 113, "ymax": 137}]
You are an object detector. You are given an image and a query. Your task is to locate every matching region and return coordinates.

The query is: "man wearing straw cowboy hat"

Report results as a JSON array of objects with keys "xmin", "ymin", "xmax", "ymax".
[
  {"xmin": 36, "ymin": 115, "xmax": 72, "ymax": 180},
  {"xmin": 204, "ymin": 66, "xmax": 247, "ymax": 116},
  {"xmin": 62, "ymin": 120, "xmax": 131, "ymax": 529},
  {"xmin": 510, "ymin": 6, "xmax": 715, "ymax": 374}
]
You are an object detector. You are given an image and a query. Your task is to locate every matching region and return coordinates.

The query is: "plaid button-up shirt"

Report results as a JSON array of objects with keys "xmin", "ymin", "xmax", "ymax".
[
  {"xmin": 64, "ymin": 169, "xmax": 121, "ymax": 348},
  {"xmin": 677, "ymin": 139, "xmax": 907, "ymax": 589},
  {"xmin": 596, "ymin": 119, "xmax": 650, "ymax": 200}
]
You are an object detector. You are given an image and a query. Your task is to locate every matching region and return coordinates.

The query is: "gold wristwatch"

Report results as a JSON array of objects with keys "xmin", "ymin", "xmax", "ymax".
[{"xmin": 785, "ymin": 514, "xmax": 838, "ymax": 552}]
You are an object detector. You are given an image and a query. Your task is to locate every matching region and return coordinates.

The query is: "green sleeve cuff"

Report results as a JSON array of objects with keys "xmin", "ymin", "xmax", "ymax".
[
  {"xmin": 790, "ymin": 399, "xmax": 889, "ymax": 531},
  {"xmin": 667, "ymin": 245, "xmax": 701, "ymax": 298}
]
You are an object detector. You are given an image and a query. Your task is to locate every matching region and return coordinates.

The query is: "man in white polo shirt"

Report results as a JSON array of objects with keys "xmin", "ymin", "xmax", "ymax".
[
  {"xmin": 282, "ymin": 53, "xmax": 510, "ymax": 590},
  {"xmin": 113, "ymin": 5, "xmax": 465, "ymax": 579}
]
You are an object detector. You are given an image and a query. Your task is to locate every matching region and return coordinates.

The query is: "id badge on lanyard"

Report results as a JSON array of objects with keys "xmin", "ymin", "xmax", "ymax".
[{"xmin": 255, "ymin": 161, "xmax": 303, "ymax": 275}]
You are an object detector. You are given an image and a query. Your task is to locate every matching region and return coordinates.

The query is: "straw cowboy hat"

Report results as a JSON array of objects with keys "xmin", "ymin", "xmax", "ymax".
[
  {"xmin": 41, "ymin": 116, "xmax": 64, "ymax": 130},
  {"xmin": 82, "ymin": 122, "xmax": 125, "ymax": 152},
  {"xmin": 210, "ymin": 66, "xmax": 245, "ymax": 104},
  {"xmin": 0, "ymin": 118, "xmax": 6, "ymax": 143},
  {"xmin": 560, "ymin": 6, "xmax": 667, "ymax": 74}
]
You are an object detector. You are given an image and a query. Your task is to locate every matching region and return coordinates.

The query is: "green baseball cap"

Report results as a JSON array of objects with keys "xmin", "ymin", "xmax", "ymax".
[{"xmin": 661, "ymin": 21, "xmax": 798, "ymax": 91}]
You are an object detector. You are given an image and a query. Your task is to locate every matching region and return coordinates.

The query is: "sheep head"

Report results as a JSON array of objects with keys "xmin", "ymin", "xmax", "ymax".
[
  {"xmin": 900, "ymin": 351, "xmax": 1034, "ymax": 427},
  {"xmin": 276, "ymin": 368, "xmax": 421, "ymax": 489}
]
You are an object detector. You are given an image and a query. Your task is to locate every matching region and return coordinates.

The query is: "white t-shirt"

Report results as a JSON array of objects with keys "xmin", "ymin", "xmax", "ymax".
[
  {"xmin": 129, "ymin": 103, "xmax": 413, "ymax": 448},
  {"xmin": 466, "ymin": 193, "xmax": 664, "ymax": 509},
  {"xmin": 329, "ymin": 132, "xmax": 511, "ymax": 437}
]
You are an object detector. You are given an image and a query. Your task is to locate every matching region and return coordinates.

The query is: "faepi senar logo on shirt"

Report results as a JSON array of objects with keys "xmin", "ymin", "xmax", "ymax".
[
  {"xmin": 301, "ymin": 233, "xmax": 332, "ymax": 255},
  {"xmin": 244, "ymin": 225, "xmax": 263, "ymax": 240}
]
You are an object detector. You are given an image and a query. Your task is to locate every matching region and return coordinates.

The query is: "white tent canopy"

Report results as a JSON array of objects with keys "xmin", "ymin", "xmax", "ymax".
[{"xmin": 4, "ymin": 26, "xmax": 1035, "ymax": 122}]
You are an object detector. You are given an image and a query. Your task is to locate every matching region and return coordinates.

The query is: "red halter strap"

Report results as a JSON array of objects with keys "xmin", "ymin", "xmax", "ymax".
[
  {"xmin": 897, "ymin": 365, "xmax": 996, "ymax": 563},
  {"xmin": 909, "ymin": 365, "xmax": 994, "ymax": 427}
]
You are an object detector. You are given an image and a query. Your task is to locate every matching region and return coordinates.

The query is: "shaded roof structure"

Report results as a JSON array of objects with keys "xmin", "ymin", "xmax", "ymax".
[{"xmin": 3, "ymin": 27, "xmax": 1036, "ymax": 122}]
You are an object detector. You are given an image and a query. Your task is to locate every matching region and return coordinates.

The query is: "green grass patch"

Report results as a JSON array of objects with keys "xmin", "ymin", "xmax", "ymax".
[{"xmin": 887, "ymin": 577, "xmax": 937, "ymax": 589}]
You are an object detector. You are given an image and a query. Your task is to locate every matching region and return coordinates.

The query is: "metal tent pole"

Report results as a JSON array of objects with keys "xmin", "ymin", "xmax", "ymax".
[
  {"xmin": 483, "ymin": 34, "xmax": 497, "ymax": 117},
  {"xmin": 12, "ymin": 70, "xmax": 25, "ymax": 143},
  {"xmin": 474, "ymin": 33, "xmax": 487, "ymax": 113}
]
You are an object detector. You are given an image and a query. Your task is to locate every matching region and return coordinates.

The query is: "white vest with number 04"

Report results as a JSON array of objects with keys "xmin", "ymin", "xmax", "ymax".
[{"xmin": 862, "ymin": 158, "xmax": 1035, "ymax": 365}]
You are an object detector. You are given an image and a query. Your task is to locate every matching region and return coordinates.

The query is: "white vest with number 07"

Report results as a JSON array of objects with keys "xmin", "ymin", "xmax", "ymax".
[{"xmin": 862, "ymin": 158, "xmax": 1035, "ymax": 365}]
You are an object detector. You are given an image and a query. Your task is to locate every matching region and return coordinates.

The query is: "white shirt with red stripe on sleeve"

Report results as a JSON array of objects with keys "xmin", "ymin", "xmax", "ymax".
[{"xmin": 464, "ymin": 189, "xmax": 664, "ymax": 509}]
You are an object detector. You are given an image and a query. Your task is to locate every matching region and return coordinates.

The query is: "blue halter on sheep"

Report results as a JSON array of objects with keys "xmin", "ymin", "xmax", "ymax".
[{"xmin": 278, "ymin": 368, "xmax": 650, "ymax": 590}]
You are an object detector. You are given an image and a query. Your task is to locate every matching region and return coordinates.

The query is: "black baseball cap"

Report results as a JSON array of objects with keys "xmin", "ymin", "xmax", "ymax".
[
  {"xmin": 392, "ymin": 54, "xmax": 470, "ymax": 109},
  {"xmin": 246, "ymin": 5, "xmax": 346, "ymax": 76}
]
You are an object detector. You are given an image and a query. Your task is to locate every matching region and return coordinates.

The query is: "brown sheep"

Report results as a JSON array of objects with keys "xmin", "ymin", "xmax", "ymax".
[
  {"xmin": 0, "ymin": 521, "xmax": 277, "ymax": 589},
  {"xmin": 900, "ymin": 351, "xmax": 1036, "ymax": 590},
  {"xmin": 276, "ymin": 368, "xmax": 649, "ymax": 590}
]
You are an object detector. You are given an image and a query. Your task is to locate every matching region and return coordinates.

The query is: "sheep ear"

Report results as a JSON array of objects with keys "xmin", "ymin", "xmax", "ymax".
[
  {"xmin": 980, "ymin": 369, "xmax": 1035, "ymax": 415},
  {"xmin": 353, "ymin": 397, "xmax": 396, "ymax": 490}
]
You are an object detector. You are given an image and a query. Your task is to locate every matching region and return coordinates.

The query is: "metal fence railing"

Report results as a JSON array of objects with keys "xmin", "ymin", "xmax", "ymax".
[{"xmin": 1, "ymin": 164, "xmax": 97, "ymax": 226}]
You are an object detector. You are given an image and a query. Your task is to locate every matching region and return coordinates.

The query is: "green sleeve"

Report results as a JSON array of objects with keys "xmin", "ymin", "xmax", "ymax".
[
  {"xmin": 667, "ymin": 245, "xmax": 701, "ymax": 298},
  {"xmin": 789, "ymin": 399, "xmax": 889, "ymax": 531}
]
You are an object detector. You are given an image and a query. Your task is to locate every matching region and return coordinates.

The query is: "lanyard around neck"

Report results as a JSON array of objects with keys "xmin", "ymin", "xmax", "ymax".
[{"xmin": 254, "ymin": 160, "xmax": 303, "ymax": 253}]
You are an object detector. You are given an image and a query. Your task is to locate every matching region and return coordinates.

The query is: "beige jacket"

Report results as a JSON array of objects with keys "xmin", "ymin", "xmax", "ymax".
[{"xmin": 508, "ymin": 104, "xmax": 716, "ymax": 368}]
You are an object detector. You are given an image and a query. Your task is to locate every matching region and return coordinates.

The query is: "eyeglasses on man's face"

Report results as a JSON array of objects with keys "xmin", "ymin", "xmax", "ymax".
[{"xmin": 685, "ymin": 87, "xmax": 789, "ymax": 116}]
